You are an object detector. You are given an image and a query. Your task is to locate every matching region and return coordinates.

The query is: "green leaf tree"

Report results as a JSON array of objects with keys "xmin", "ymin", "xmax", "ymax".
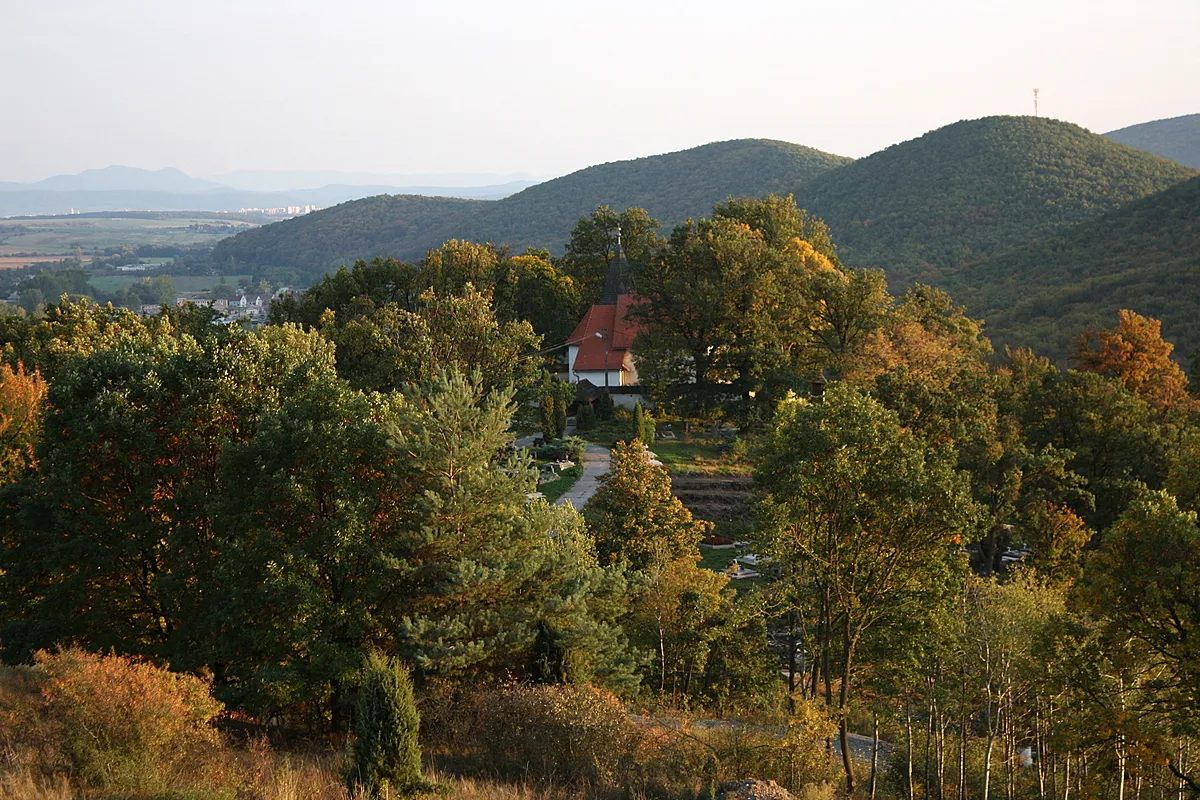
[
  {"xmin": 584, "ymin": 439, "xmax": 712, "ymax": 569},
  {"xmin": 756, "ymin": 384, "xmax": 979, "ymax": 792}
]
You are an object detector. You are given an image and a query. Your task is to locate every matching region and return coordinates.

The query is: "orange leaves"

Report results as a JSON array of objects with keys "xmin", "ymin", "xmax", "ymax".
[
  {"xmin": 0, "ymin": 360, "xmax": 48, "ymax": 481},
  {"xmin": 1072, "ymin": 310, "xmax": 1194, "ymax": 412}
]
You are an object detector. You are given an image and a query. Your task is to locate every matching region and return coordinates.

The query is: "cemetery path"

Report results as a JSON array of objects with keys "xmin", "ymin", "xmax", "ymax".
[{"xmin": 556, "ymin": 444, "xmax": 611, "ymax": 511}]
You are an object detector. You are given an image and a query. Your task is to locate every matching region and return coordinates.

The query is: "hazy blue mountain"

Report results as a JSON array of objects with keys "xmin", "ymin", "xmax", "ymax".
[
  {"xmin": 0, "ymin": 166, "xmax": 226, "ymax": 194},
  {"xmin": 208, "ymin": 169, "xmax": 541, "ymax": 192},
  {"xmin": 1105, "ymin": 113, "xmax": 1200, "ymax": 168},
  {"xmin": 0, "ymin": 182, "xmax": 534, "ymax": 217}
]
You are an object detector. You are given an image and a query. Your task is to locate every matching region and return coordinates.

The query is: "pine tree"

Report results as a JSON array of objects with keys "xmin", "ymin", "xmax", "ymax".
[
  {"xmin": 595, "ymin": 391, "xmax": 615, "ymax": 421},
  {"xmin": 553, "ymin": 397, "xmax": 568, "ymax": 439},
  {"xmin": 632, "ymin": 402, "xmax": 645, "ymax": 442},
  {"xmin": 347, "ymin": 651, "xmax": 426, "ymax": 798}
]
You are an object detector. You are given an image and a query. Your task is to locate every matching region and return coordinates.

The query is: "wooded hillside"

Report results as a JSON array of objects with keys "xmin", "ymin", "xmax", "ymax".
[
  {"xmin": 953, "ymin": 175, "xmax": 1200, "ymax": 363},
  {"xmin": 212, "ymin": 139, "xmax": 851, "ymax": 280},
  {"xmin": 796, "ymin": 115, "xmax": 1196, "ymax": 289}
]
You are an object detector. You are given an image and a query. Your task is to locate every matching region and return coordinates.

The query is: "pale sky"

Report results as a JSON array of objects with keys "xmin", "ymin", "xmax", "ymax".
[{"xmin": 2, "ymin": 0, "xmax": 1197, "ymax": 183}]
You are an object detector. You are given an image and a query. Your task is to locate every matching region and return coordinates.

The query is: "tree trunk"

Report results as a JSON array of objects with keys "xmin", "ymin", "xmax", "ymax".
[
  {"xmin": 1004, "ymin": 704, "xmax": 1015, "ymax": 800},
  {"xmin": 1117, "ymin": 734, "xmax": 1127, "ymax": 800},
  {"xmin": 907, "ymin": 704, "xmax": 916, "ymax": 800},
  {"xmin": 838, "ymin": 621, "xmax": 856, "ymax": 793},
  {"xmin": 984, "ymin": 730, "xmax": 996, "ymax": 800},
  {"xmin": 870, "ymin": 712, "xmax": 879, "ymax": 800},
  {"xmin": 960, "ymin": 710, "xmax": 969, "ymax": 800},
  {"xmin": 1036, "ymin": 700, "xmax": 1047, "ymax": 800},
  {"xmin": 936, "ymin": 699, "xmax": 946, "ymax": 800},
  {"xmin": 925, "ymin": 687, "xmax": 935, "ymax": 800}
]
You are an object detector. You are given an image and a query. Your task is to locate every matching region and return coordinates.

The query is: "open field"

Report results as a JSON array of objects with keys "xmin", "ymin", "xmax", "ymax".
[
  {"xmin": 0, "ymin": 254, "xmax": 92, "ymax": 269},
  {"xmin": 0, "ymin": 212, "xmax": 256, "ymax": 256},
  {"xmin": 89, "ymin": 273, "xmax": 252, "ymax": 293}
]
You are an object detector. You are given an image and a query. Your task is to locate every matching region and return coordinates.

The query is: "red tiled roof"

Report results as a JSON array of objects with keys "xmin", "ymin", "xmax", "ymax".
[{"xmin": 568, "ymin": 294, "xmax": 644, "ymax": 371}]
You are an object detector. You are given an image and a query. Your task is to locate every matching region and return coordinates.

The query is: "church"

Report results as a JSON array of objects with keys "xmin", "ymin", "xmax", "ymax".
[{"xmin": 564, "ymin": 235, "xmax": 643, "ymax": 389}]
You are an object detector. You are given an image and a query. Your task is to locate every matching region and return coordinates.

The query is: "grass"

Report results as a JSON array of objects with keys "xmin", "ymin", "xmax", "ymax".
[
  {"xmin": 697, "ymin": 540, "xmax": 766, "ymax": 593},
  {"xmin": 538, "ymin": 464, "xmax": 583, "ymax": 503},
  {"xmin": 648, "ymin": 439, "xmax": 751, "ymax": 476},
  {"xmin": 574, "ymin": 418, "xmax": 635, "ymax": 448},
  {"xmin": 0, "ymin": 215, "xmax": 250, "ymax": 255},
  {"xmin": 0, "ymin": 757, "xmax": 589, "ymax": 800},
  {"xmin": 577, "ymin": 419, "xmax": 751, "ymax": 476}
]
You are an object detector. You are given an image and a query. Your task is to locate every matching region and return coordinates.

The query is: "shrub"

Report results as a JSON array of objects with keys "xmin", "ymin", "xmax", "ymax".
[
  {"xmin": 347, "ymin": 651, "xmax": 426, "ymax": 798},
  {"xmin": 34, "ymin": 648, "xmax": 223, "ymax": 792},
  {"xmin": 631, "ymin": 402, "xmax": 656, "ymax": 444},
  {"xmin": 0, "ymin": 664, "xmax": 53, "ymax": 771},
  {"xmin": 594, "ymin": 392, "xmax": 614, "ymax": 421},
  {"xmin": 633, "ymin": 703, "xmax": 837, "ymax": 796},
  {"xmin": 467, "ymin": 684, "xmax": 638, "ymax": 788},
  {"xmin": 561, "ymin": 436, "xmax": 587, "ymax": 462},
  {"xmin": 575, "ymin": 401, "xmax": 596, "ymax": 431},
  {"xmin": 531, "ymin": 437, "xmax": 586, "ymax": 464}
]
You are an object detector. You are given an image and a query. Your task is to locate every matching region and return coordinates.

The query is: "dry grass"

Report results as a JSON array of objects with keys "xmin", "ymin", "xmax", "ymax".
[
  {"xmin": 0, "ymin": 758, "xmax": 598, "ymax": 800},
  {"xmin": 0, "ymin": 767, "xmax": 72, "ymax": 800}
]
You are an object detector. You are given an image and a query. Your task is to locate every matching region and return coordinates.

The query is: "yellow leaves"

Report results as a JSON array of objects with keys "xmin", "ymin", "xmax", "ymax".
[
  {"xmin": 0, "ymin": 360, "xmax": 48, "ymax": 481},
  {"xmin": 784, "ymin": 236, "xmax": 839, "ymax": 276}
]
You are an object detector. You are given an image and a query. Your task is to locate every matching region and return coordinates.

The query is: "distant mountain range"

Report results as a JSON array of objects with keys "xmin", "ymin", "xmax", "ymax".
[
  {"xmin": 0, "ymin": 166, "xmax": 225, "ymax": 194},
  {"xmin": 214, "ymin": 117, "xmax": 1194, "ymax": 284},
  {"xmin": 1105, "ymin": 114, "xmax": 1200, "ymax": 169},
  {"xmin": 0, "ymin": 165, "xmax": 537, "ymax": 216},
  {"xmin": 207, "ymin": 170, "xmax": 541, "ymax": 193}
]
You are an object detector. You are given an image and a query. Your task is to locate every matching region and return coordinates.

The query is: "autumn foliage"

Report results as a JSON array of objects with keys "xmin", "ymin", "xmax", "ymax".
[
  {"xmin": 1071, "ymin": 309, "xmax": 1194, "ymax": 412},
  {"xmin": 34, "ymin": 648, "xmax": 223, "ymax": 788},
  {"xmin": 0, "ymin": 360, "xmax": 46, "ymax": 482}
]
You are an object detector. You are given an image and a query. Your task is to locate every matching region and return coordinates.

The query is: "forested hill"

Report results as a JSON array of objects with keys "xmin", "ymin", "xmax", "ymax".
[
  {"xmin": 212, "ymin": 139, "xmax": 851, "ymax": 280},
  {"xmin": 950, "ymin": 174, "xmax": 1200, "ymax": 364},
  {"xmin": 211, "ymin": 194, "xmax": 485, "ymax": 276},
  {"xmin": 796, "ymin": 116, "xmax": 1196, "ymax": 289},
  {"xmin": 448, "ymin": 138, "xmax": 852, "ymax": 249},
  {"xmin": 1105, "ymin": 113, "xmax": 1200, "ymax": 169}
]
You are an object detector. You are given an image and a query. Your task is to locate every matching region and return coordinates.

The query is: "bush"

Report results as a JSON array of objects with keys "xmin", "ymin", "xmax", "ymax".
[
  {"xmin": 633, "ymin": 702, "xmax": 837, "ymax": 797},
  {"xmin": 561, "ymin": 436, "xmax": 587, "ymax": 462},
  {"xmin": 464, "ymin": 684, "xmax": 638, "ymax": 788},
  {"xmin": 34, "ymin": 648, "xmax": 223, "ymax": 793},
  {"xmin": 531, "ymin": 437, "xmax": 586, "ymax": 464},
  {"xmin": 347, "ymin": 651, "xmax": 426, "ymax": 798},
  {"xmin": 575, "ymin": 402, "xmax": 596, "ymax": 431},
  {"xmin": 595, "ymin": 392, "xmax": 615, "ymax": 421}
]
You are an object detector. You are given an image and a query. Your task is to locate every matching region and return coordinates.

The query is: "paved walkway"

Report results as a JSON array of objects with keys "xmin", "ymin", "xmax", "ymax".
[{"xmin": 556, "ymin": 443, "xmax": 611, "ymax": 510}]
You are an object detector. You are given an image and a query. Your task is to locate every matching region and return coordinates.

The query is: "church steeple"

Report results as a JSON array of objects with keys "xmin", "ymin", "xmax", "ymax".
[{"xmin": 599, "ymin": 225, "xmax": 633, "ymax": 305}]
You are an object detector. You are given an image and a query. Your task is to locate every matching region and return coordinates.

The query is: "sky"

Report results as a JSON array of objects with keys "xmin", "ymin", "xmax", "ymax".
[{"xmin": 2, "ymin": 0, "xmax": 1197, "ymax": 183}]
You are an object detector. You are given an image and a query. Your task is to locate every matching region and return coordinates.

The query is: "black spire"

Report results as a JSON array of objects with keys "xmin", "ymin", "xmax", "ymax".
[{"xmin": 599, "ymin": 225, "xmax": 633, "ymax": 305}]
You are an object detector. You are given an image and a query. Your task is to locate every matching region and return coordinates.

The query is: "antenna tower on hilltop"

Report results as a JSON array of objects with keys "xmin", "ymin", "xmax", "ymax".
[{"xmin": 1033, "ymin": 88, "xmax": 1040, "ymax": 117}]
